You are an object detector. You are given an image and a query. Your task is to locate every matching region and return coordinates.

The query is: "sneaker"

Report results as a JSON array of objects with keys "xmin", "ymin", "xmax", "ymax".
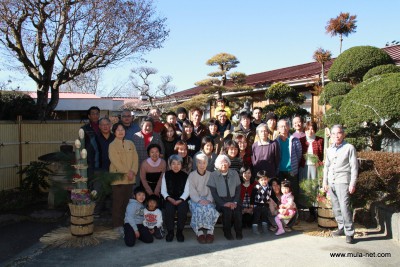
[
  {"xmin": 197, "ymin": 234, "xmax": 206, "ymax": 244},
  {"xmin": 332, "ymin": 229, "xmax": 345, "ymax": 237},
  {"xmin": 153, "ymin": 227, "xmax": 164, "ymax": 239},
  {"xmin": 176, "ymin": 231, "xmax": 184, "ymax": 242},
  {"xmin": 275, "ymin": 229, "xmax": 285, "ymax": 236},
  {"xmin": 346, "ymin": 235, "xmax": 355, "ymax": 244}
]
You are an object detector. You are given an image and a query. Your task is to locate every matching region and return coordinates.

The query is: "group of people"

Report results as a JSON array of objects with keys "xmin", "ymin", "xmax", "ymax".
[{"xmin": 81, "ymin": 97, "xmax": 358, "ymax": 246}]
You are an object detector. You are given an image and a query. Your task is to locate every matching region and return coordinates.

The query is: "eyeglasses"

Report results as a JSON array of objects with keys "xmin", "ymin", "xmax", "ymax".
[
  {"xmin": 331, "ymin": 132, "xmax": 344, "ymax": 136},
  {"xmin": 122, "ymin": 115, "xmax": 132, "ymax": 118}
]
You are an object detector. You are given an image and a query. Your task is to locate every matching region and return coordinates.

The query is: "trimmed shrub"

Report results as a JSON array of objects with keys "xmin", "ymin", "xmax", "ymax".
[
  {"xmin": 341, "ymin": 73, "xmax": 400, "ymax": 150},
  {"xmin": 357, "ymin": 151, "xmax": 400, "ymax": 210},
  {"xmin": 318, "ymin": 82, "xmax": 352, "ymax": 105},
  {"xmin": 329, "ymin": 95, "xmax": 345, "ymax": 110},
  {"xmin": 322, "ymin": 107, "xmax": 343, "ymax": 128},
  {"xmin": 363, "ymin": 64, "xmax": 400, "ymax": 81},
  {"xmin": 0, "ymin": 91, "xmax": 38, "ymax": 120},
  {"xmin": 327, "ymin": 46, "xmax": 394, "ymax": 83}
]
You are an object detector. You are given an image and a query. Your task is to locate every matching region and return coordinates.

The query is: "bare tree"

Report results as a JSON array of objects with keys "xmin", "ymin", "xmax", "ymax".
[
  {"xmin": 326, "ymin": 12, "xmax": 357, "ymax": 54},
  {"xmin": 106, "ymin": 80, "xmax": 133, "ymax": 97},
  {"xmin": 313, "ymin": 48, "xmax": 332, "ymax": 88},
  {"xmin": 129, "ymin": 66, "xmax": 176, "ymax": 107},
  {"xmin": 61, "ymin": 69, "xmax": 102, "ymax": 94},
  {"xmin": 310, "ymin": 48, "xmax": 332, "ymax": 116},
  {"xmin": 0, "ymin": 0, "xmax": 169, "ymax": 119}
]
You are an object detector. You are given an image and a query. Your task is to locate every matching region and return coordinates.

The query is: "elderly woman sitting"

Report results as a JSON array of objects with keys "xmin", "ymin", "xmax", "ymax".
[
  {"xmin": 207, "ymin": 154, "xmax": 242, "ymax": 240},
  {"xmin": 189, "ymin": 153, "xmax": 220, "ymax": 244},
  {"xmin": 161, "ymin": 154, "xmax": 189, "ymax": 242}
]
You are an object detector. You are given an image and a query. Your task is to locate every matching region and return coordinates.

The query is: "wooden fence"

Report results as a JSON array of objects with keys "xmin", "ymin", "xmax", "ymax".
[{"xmin": 0, "ymin": 118, "xmax": 84, "ymax": 190}]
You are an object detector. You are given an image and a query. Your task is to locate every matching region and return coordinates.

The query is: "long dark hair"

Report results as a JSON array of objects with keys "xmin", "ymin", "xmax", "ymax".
[{"xmin": 239, "ymin": 165, "xmax": 254, "ymax": 184}]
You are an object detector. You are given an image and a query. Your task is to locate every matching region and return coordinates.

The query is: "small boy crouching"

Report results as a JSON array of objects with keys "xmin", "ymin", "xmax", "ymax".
[
  {"xmin": 124, "ymin": 187, "xmax": 153, "ymax": 247},
  {"xmin": 143, "ymin": 195, "xmax": 164, "ymax": 239}
]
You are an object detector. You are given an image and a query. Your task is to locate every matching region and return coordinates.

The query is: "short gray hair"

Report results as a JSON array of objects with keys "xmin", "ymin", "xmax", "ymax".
[
  {"xmin": 168, "ymin": 154, "xmax": 183, "ymax": 167},
  {"xmin": 331, "ymin": 124, "xmax": 344, "ymax": 133},
  {"xmin": 256, "ymin": 123, "xmax": 268, "ymax": 136},
  {"xmin": 214, "ymin": 154, "xmax": 231, "ymax": 170},
  {"xmin": 195, "ymin": 153, "xmax": 209, "ymax": 166},
  {"xmin": 99, "ymin": 117, "xmax": 111, "ymax": 124},
  {"xmin": 277, "ymin": 119, "xmax": 289, "ymax": 127}
]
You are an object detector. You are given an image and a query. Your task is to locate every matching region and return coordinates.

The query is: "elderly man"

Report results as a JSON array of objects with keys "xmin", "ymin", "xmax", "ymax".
[
  {"xmin": 277, "ymin": 119, "xmax": 302, "ymax": 200},
  {"xmin": 323, "ymin": 125, "xmax": 358, "ymax": 244}
]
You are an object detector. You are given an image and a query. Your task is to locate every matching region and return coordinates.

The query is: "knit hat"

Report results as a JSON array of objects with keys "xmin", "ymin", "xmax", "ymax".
[
  {"xmin": 265, "ymin": 112, "xmax": 277, "ymax": 122},
  {"xmin": 176, "ymin": 107, "xmax": 188, "ymax": 116}
]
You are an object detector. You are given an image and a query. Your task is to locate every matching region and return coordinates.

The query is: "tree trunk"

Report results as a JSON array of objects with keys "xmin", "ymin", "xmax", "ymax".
[
  {"xmin": 321, "ymin": 64, "xmax": 326, "ymax": 115},
  {"xmin": 36, "ymin": 84, "xmax": 50, "ymax": 121},
  {"xmin": 370, "ymin": 132, "xmax": 383, "ymax": 151},
  {"xmin": 339, "ymin": 34, "xmax": 343, "ymax": 54},
  {"xmin": 36, "ymin": 83, "xmax": 60, "ymax": 121}
]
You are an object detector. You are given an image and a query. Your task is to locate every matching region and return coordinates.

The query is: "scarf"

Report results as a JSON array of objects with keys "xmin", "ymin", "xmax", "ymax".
[
  {"xmin": 146, "ymin": 157, "xmax": 161, "ymax": 167},
  {"xmin": 142, "ymin": 131, "xmax": 152, "ymax": 148}
]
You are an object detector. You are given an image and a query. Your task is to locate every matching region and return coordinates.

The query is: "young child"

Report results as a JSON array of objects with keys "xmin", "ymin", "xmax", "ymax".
[
  {"xmin": 240, "ymin": 166, "xmax": 257, "ymax": 228},
  {"xmin": 124, "ymin": 187, "xmax": 154, "ymax": 247},
  {"xmin": 275, "ymin": 180, "xmax": 297, "ymax": 236},
  {"xmin": 215, "ymin": 97, "xmax": 232, "ymax": 120},
  {"xmin": 250, "ymin": 170, "xmax": 274, "ymax": 235},
  {"xmin": 143, "ymin": 194, "xmax": 164, "ymax": 239}
]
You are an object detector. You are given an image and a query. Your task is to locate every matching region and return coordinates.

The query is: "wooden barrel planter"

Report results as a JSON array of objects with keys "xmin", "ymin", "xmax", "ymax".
[
  {"xmin": 317, "ymin": 201, "xmax": 338, "ymax": 228},
  {"xmin": 69, "ymin": 203, "xmax": 95, "ymax": 236}
]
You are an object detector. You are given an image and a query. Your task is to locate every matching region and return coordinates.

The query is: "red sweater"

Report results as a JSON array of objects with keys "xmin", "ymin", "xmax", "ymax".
[
  {"xmin": 299, "ymin": 136, "xmax": 324, "ymax": 167},
  {"xmin": 240, "ymin": 181, "xmax": 257, "ymax": 202}
]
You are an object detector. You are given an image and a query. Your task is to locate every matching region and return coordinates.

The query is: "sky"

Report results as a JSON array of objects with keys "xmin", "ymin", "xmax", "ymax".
[{"xmin": 1, "ymin": 0, "xmax": 399, "ymax": 95}]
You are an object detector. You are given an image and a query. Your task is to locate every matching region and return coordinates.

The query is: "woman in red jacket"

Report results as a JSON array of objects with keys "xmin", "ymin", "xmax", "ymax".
[{"xmin": 299, "ymin": 121, "xmax": 324, "ymax": 222}]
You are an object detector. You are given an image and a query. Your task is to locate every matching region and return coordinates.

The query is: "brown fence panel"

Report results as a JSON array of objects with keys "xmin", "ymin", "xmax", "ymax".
[
  {"xmin": 0, "ymin": 122, "xmax": 19, "ymax": 190},
  {"xmin": 0, "ymin": 120, "xmax": 83, "ymax": 190}
]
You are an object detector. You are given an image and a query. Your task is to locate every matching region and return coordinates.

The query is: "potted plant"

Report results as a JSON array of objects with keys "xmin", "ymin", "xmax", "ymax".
[
  {"xmin": 299, "ymin": 154, "xmax": 337, "ymax": 228},
  {"xmin": 68, "ymin": 129, "xmax": 97, "ymax": 237}
]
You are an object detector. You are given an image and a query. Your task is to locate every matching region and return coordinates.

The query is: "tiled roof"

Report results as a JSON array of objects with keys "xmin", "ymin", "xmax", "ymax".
[
  {"xmin": 244, "ymin": 61, "xmax": 333, "ymax": 87},
  {"xmin": 384, "ymin": 44, "xmax": 400, "ymax": 64},
  {"xmin": 171, "ymin": 44, "xmax": 400, "ymax": 97},
  {"xmin": 169, "ymin": 86, "xmax": 207, "ymax": 98}
]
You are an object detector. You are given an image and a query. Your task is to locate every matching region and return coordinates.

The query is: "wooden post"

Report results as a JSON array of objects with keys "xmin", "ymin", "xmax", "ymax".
[{"xmin": 18, "ymin": 115, "xmax": 23, "ymax": 186}]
